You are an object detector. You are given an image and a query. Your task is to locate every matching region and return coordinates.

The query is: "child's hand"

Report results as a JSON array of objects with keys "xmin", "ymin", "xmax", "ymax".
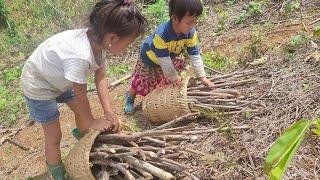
[
  {"xmin": 90, "ymin": 117, "xmax": 113, "ymax": 132},
  {"xmin": 105, "ymin": 111, "xmax": 122, "ymax": 132},
  {"xmin": 156, "ymin": 79, "xmax": 167, "ymax": 90},
  {"xmin": 200, "ymin": 77, "xmax": 215, "ymax": 88},
  {"xmin": 169, "ymin": 76, "xmax": 182, "ymax": 87}
]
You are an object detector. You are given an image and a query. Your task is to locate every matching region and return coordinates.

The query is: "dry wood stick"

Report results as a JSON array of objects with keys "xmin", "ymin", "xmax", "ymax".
[
  {"xmin": 199, "ymin": 104, "xmax": 242, "ymax": 110},
  {"xmin": 161, "ymin": 125, "xmax": 194, "ymax": 132},
  {"xmin": 134, "ymin": 167, "xmax": 153, "ymax": 179},
  {"xmin": 152, "ymin": 113, "xmax": 200, "ymax": 130},
  {"xmin": 99, "ymin": 166, "xmax": 110, "ymax": 180},
  {"xmin": 308, "ymin": 18, "xmax": 320, "ymax": 26},
  {"xmin": 96, "ymin": 133, "xmax": 136, "ymax": 142},
  {"xmin": 191, "ymin": 104, "xmax": 213, "ymax": 111},
  {"xmin": 142, "ymin": 137, "xmax": 166, "ymax": 146},
  {"xmin": 92, "ymin": 159, "xmax": 135, "ymax": 180},
  {"xmin": 108, "ymin": 74, "xmax": 132, "ymax": 88},
  {"xmin": 124, "ymin": 156, "xmax": 175, "ymax": 180},
  {"xmin": 155, "ymin": 135, "xmax": 198, "ymax": 141},
  {"xmin": 181, "ymin": 125, "xmax": 250, "ymax": 135},
  {"xmin": 140, "ymin": 145, "xmax": 179, "ymax": 153},
  {"xmin": 160, "ymin": 157, "xmax": 189, "ymax": 169},
  {"xmin": 161, "ymin": 153, "xmax": 181, "ymax": 159},
  {"xmin": 129, "ymin": 141, "xmax": 147, "ymax": 161},
  {"xmin": 97, "ymin": 130, "xmax": 177, "ymax": 142},
  {"xmin": 148, "ymin": 161, "xmax": 185, "ymax": 172},
  {"xmin": 130, "ymin": 170, "xmax": 143, "ymax": 179},
  {"xmin": 212, "ymin": 79, "xmax": 257, "ymax": 88},
  {"xmin": 245, "ymin": 147, "xmax": 258, "ymax": 179},
  {"xmin": 90, "ymin": 150, "xmax": 139, "ymax": 159},
  {"xmin": 204, "ymin": 66, "xmax": 224, "ymax": 74},
  {"xmin": 221, "ymin": 109, "xmax": 260, "ymax": 115},
  {"xmin": 187, "ymin": 92, "xmax": 236, "ymax": 98},
  {"xmin": 0, "ymin": 138, "xmax": 30, "ymax": 151},
  {"xmin": 92, "ymin": 147, "xmax": 117, "ymax": 154}
]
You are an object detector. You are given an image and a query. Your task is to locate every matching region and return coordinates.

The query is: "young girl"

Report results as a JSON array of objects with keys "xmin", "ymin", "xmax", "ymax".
[
  {"xmin": 21, "ymin": 0, "xmax": 147, "ymax": 179},
  {"xmin": 124, "ymin": 0, "xmax": 214, "ymax": 113}
]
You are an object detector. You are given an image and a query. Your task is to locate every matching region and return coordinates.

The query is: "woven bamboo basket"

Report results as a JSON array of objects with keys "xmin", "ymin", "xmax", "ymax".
[
  {"xmin": 142, "ymin": 77, "xmax": 196, "ymax": 123},
  {"xmin": 64, "ymin": 130, "xmax": 100, "ymax": 180}
]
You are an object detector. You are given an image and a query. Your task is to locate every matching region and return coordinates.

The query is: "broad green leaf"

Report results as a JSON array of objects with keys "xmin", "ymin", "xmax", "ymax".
[
  {"xmin": 269, "ymin": 133, "xmax": 304, "ymax": 180},
  {"xmin": 264, "ymin": 119, "xmax": 312, "ymax": 179}
]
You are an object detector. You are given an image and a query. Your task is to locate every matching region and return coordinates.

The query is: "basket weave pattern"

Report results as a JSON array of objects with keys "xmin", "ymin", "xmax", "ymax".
[
  {"xmin": 142, "ymin": 77, "xmax": 192, "ymax": 123},
  {"xmin": 65, "ymin": 130, "xmax": 100, "ymax": 180}
]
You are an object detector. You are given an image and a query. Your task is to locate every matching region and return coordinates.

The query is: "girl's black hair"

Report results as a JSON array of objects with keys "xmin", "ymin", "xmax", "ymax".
[{"xmin": 89, "ymin": 0, "xmax": 148, "ymax": 42}]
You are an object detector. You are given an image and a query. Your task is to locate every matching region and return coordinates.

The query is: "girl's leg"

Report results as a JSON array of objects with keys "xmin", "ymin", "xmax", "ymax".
[
  {"xmin": 129, "ymin": 87, "xmax": 137, "ymax": 99},
  {"xmin": 66, "ymin": 100, "xmax": 92, "ymax": 138},
  {"xmin": 42, "ymin": 120, "xmax": 67, "ymax": 180},
  {"xmin": 42, "ymin": 120, "xmax": 62, "ymax": 165}
]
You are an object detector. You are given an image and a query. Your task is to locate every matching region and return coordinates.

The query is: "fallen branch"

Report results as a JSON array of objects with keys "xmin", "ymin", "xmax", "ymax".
[
  {"xmin": 92, "ymin": 159, "xmax": 135, "ymax": 180},
  {"xmin": 109, "ymin": 74, "xmax": 132, "ymax": 89},
  {"xmin": 0, "ymin": 137, "xmax": 30, "ymax": 151},
  {"xmin": 152, "ymin": 113, "xmax": 200, "ymax": 130},
  {"xmin": 181, "ymin": 125, "xmax": 251, "ymax": 135},
  {"xmin": 204, "ymin": 66, "xmax": 224, "ymax": 75},
  {"xmin": 124, "ymin": 156, "xmax": 175, "ymax": 180}
]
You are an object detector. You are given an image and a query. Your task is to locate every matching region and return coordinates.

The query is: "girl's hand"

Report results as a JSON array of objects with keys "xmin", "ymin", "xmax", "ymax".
[
  {"xmin": 104, "ymin": 111, "xmax": 122, "ymax": 132},
  {"xmin": 200, "ymin": 77, "xmax": 215, "ymax": 88},
  {"xmin": 90, "ymin": 117, "xmax": 113, "ymax": 132}
]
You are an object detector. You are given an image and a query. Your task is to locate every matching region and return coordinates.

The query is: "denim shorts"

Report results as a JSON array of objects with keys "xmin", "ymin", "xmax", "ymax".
[{"xmin": 25, "ymin": 89, "xmax": 74, "ymax": 124}]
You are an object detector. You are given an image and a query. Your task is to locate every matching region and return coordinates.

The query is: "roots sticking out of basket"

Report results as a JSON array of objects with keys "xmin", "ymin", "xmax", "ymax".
[{"xmin": 188, "ymin": 69, "xmax": 262, "ymax": 115}]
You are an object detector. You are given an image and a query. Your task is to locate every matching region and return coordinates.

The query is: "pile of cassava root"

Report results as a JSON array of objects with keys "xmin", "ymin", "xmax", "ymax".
[
  {"xmin": 90, "ymin": 123, "xmax": 250, "ymax": 180},
  {"xmin": 90, "ymin": 126, "xmax": 203, "ymax": 180}
]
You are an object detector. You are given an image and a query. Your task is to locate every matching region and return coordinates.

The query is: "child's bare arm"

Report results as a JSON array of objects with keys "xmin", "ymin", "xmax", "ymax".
[
  {"xmin": 94, "ymin": 64, "xmax": 122, "ymax": 132},
  {"xmin": 72, "ymin": 83, "xmax": 95, "ymax": 127},
  {"xmin": 190, "ymin": 54, "xmax": 215, "ymax": 88}
]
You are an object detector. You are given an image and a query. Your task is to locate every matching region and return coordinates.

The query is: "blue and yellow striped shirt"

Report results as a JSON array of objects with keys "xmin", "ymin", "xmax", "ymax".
[{"xmin": 140, "ymin": 20, "xmax": 200, "ymax": 67}]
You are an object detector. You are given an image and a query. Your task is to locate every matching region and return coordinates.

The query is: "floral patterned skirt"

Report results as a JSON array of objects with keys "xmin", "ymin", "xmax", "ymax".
[{"xmin": 131, "ymin": 58, "xmax": 186, "ymax": 96}]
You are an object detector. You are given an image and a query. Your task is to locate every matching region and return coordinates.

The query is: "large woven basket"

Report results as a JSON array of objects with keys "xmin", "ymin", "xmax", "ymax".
[
  {"xmin": 64, "ymin": 130, "xmax": 100, "ymax": 180},
  {"xmin": 142, "ymin": 77, "xmax": 195, "ymax": 123}
]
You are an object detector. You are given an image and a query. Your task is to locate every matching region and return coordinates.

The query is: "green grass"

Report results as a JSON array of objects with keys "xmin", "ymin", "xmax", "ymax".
[
  {"xmin": 0, "ymin": 0, "xmax": 95, "ymax": 57},
  {"xmin": 235, "ymin": 1, "xmax": 265, "ymax": 25},
  {"xmin": 106, "ymin": 64, "xmax": 132, "ymax": 77},
  {"xmin": 0, "ymin": 0, "xmax": 95, "ymax": 127},
  {"xmin": 143, "ymin": 0, "xmax": 169, "ymax": 27},
  {"xmin": 202, "ymin": 50, "xmax": 237, "ymax": 70},
  {"xmin": 126, "ymin": 118, "xmax": 141, "ymax": 132}
]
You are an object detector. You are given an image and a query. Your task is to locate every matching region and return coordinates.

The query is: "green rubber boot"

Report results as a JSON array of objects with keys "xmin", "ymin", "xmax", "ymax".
[
  {"xmin": 71, "ymin": 128, "xmax": 85, "ymax": 140},
  {"xmin": 47, "ymin": 162, "xmax": 68, "ymax": 180}
]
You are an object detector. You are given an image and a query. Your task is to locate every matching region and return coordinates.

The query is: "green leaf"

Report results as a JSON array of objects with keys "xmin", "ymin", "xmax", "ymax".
[
  {"xmin": 312, "ymin": 119, "xmax": 320, "ymax": 135},
  {"xmin": 314, "ymin": 26, "xmax": 320, "ymax": 37},
  {"xmin": 292, "ymin": 2, "xmax": 301, "ymax": 10},
  {"xmin": 264, "ymin": 119, "xmax": 312, "ymax": 180}
]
